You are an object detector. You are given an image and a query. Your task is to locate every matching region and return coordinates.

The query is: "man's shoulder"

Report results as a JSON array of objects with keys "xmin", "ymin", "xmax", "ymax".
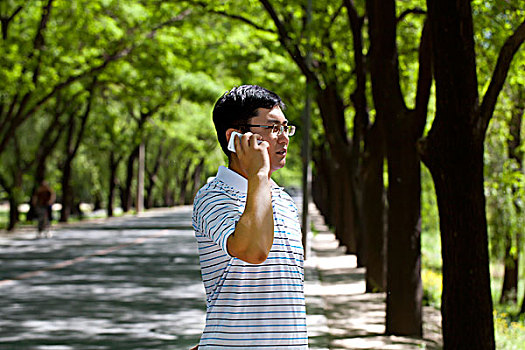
[{"xmin": 193, "ymin": 178, "xmax": 242, "ymax": 210}]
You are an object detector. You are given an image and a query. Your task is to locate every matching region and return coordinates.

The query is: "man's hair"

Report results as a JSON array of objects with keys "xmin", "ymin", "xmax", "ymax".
[{"xmin": 212, "ymin": 85, "xmax": 285, "ymax": 157}]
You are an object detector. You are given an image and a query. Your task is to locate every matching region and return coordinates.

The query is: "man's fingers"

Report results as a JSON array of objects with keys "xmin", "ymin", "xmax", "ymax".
[{"xmin": 241, "ymin": 132, "xmax": 253, "ymax": 150}]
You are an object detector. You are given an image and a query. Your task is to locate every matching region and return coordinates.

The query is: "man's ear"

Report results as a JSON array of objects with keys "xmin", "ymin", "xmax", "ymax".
[{"xmin": 225, "ymin": 128, "xmax": 237, "ymax": 143}]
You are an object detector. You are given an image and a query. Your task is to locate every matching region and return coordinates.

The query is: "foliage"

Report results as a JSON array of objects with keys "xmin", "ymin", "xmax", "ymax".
[
  {"xmin": 0, "ymin": 0, "xmax": 305, "ymax": 224},
  {"xmin": 494, "ymin": 309, "xmax": 525, "ymax": 350}
]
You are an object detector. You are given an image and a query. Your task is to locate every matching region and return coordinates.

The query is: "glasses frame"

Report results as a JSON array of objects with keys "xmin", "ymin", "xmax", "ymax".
[{"xmin": 242, "ymin": 124, "xmax": 296, "ymax": 136}]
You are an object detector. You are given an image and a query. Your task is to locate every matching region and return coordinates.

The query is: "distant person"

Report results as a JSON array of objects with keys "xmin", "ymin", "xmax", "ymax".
[
  {"xmin": 32, "ymin": 180, "xmax": 55, "ymax": 238},
  {"xmin": 192, "ymin": 85, "xmax": 307, "ymax": 349}
]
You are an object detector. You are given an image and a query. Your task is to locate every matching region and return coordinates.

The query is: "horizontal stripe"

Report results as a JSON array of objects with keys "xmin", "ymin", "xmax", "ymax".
[
  {"xmin": 213, "ymin": 297, "xmax": 305, "ymax": 301},
  {"xmin": 201, "ymin": 344, "xmax": 307, "ymax": 348},
  {"xmin": 209, "ymin": 311, "xmax": 306, "ymax": 315},
  {"xmin": 207, "ymin": 316, "xmax": 306, "ymax": 324},
  {"xmin": 221, "ymin": 283, "xmax": 303, "ymax": 288},
  {"xmin": 213, "ymin": 303, "xmax": 305, "ymax": 308},
  {"xmin": 203, "ymin": 330, "xmax": 307, "ymax": 334},
  {"xmin": 202, "ymin": 339, "xmax": 308, "ymax": 342}
]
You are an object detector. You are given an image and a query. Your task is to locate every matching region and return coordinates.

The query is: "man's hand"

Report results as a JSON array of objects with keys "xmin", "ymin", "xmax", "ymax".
[{"xmin": 233, "ymin": 132, "xmax": 270, "ymax": 179}]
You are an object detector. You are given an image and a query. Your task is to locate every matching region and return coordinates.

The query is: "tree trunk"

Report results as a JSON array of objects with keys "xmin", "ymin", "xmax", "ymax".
[
  {"xmin": 136, "ymin": 142, "xmax": 145, "ymax": 213},
  {"xmin": 177, "ymin": 159, "xmax": 192, "ymax": 205},
  {"xmin": 60, "ymin": 81, "xmax": 95, "ymax": 222},
  {"xmin": 190, "ymin": 158, "xmax": 205, "ymax": 203},
  {"xmin": 7, "ymin": 190, "xmax": 19, "ymax": 231},
  {"xmin": 521, "ymin": 292, "xmax": 525, "ymax": 315},
  {"xmin": 60, "ymin": 114, "xmax": 75, "ymax": 222},
  {"xmin": 385, "ymin": 113, "xmax": 423, "ymax": 335},
  {"xmin": 363, "ymin": 120, "xmax": 387, "ymax": 292},
  {"xmin": 422, "ymin": 0, "xmax": 495, "ymax": 347},
  {"xmin": 1, "ymin": 137, "xmax": 25, "ymax": 230},
  {"xmin": 345, "ymin": 0, "xmax": 370, "ymax": 268},
  {"xmin": 60, "ymin": 153, "xmax": 72, "ymax": 222},
  {"xmin": 315, "ymin": 85, "xmax": 357, "ymax": 254},
  {"xmin": 500, "ymin": 238, "xmax": 518, "ymax": 304},
  {"xmin": 107, "ymin": 152, "xmax": 118, "ymax": 218},
  {"xmin": 312, "ymin": 145, "xmax": 332, "ymax": 227},
  {"xmin": 422, "ymin": 138, "xmax": 494, "ymax": 348},
  {"xmin": 367, "ymin": 0, "xmax": 428, "ymax": 336},
  {"xmin": 122, "ymin": 145, "xmax": 139, "ymax": 212}
]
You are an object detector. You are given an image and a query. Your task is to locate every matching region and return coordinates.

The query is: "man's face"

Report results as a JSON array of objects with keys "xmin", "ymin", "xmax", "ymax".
[{"xmin": 248, "ymin": 106, "xmax": 289, "ymax": 174}]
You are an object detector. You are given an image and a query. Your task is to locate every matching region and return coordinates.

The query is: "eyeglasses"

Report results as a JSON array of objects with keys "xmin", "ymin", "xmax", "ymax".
[{"xmin": 243, "ymin": 124, "xmax": 296, "ymax": 136}]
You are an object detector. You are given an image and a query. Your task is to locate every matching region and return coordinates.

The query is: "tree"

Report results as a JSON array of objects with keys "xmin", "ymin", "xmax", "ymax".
[
  {"xmin": 366, "ymin": 0, "xmax": 432, "ymax": 336},
  {"xmin": 59, "ymin": 79, "xmax": 96, "ymax": 222},
  {"xmin": 420, "ymin": 0, "xmax": 525, "ymax": 347}
]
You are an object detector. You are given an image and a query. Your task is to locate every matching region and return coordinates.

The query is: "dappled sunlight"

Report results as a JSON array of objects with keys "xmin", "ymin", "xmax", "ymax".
[{"xmin": 306, "ymin": 208, "xmax": 443, "ymax": 350}]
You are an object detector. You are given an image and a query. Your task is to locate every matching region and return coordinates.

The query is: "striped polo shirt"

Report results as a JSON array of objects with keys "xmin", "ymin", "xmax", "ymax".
[{"xmin": 192, "ymin": 166, "xmax": 308, "ymax": 349}]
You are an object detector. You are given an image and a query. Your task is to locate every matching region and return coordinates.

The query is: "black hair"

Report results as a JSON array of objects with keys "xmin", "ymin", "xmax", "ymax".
[{"xmin": 212, "ymin": 85, "xmax": 285, "ymax": 157}]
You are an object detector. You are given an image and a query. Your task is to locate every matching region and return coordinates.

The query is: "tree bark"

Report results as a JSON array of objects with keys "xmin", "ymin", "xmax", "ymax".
[
  {"xmin": 363, "ymin": 119, "xmax": 387, "ymax": 292},
  {"xmin": 315, "ymin": 85, "xmax": 357, "ymax": 254},
  {"xmin": 422, "ymin": 0, "xmax": 494, "ymax": 347},
  {"xmin": 122, "ymin": 145, "xmax": 139, "ymax": 212},
  {"xmin": 312, "ymin": 145, "xmax": 333, "ymax": 227},
  {"xmin": 107, "ymin": 152, "xmax": 119, "ymax": 218},
  {"xmin": 367, "ymin": 0, "xmax": 430, "ymax": 336},
  {"xmin": 0, "ymin": 174, "xmax": 21, "ymax": 231},
  {"xmin": 145, "ymin": 144, "xmax": 164, "ymax": 209},
  {"xmin": 177, "ymin": 159, "xmax": 192, "ymax": 205},
  {"xmin": 60, "ymin": 82, "xmax": 95, "ymax": 222},
  {"xmin": 190, "ymin": 158, "xmax": 205, "ymax": 204}
]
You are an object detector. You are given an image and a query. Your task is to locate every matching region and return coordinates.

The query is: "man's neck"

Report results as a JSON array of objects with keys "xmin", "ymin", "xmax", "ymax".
[{"xmin": 228, "ymin": 158, "xmax": 273, "ymax": 180}]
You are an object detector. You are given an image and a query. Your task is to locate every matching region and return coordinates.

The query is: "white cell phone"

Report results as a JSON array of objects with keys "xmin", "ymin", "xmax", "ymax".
[
  {"xmin": 227, "ymin": 131, "xmax": 243, "ymax": 153},
  {"xmin": 227, "ymin": 131, "xmax": 262, "ymax": 153}
]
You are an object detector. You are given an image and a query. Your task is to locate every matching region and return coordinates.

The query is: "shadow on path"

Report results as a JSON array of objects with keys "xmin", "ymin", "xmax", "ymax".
[
  {"xmin": 0, "ymin": 205, "xmax": 442, "ymax": 350},
  {"xmin": 306, "ymin": 205, "xmax": 443, "ymax": 350}
]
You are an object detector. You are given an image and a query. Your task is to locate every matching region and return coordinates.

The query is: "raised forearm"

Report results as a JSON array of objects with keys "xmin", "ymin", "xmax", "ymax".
[{"xmin": 228, "ymin": 174, "xmax": 274, "ymax": 264}]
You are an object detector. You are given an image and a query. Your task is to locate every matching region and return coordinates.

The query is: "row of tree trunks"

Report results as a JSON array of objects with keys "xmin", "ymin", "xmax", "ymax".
[
  {"xmin": 315, "ymin": 85, "xmax": 358, "ymax": 256},
  {"xmin": 259, "ymin": 0, "xmax": 365, "ymax": 262}
]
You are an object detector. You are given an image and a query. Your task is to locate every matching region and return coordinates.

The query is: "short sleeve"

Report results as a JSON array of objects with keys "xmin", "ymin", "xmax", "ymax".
[{"xmin": 193, "ymin": 189, "xmax": 241, "ymax": 256}]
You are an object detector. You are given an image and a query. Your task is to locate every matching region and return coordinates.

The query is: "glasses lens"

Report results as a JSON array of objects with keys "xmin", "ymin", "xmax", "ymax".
[{"xmin": 270, "ymin": 125, "xmax": 296, "ymax": 136}]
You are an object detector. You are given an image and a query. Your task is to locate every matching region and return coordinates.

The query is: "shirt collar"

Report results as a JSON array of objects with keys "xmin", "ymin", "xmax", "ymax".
[
  {"xmin": 217, "ymin": 166, "xmax": 248, "ymax": 193},
  {"xmin": 216, "ymin": 166, "xmax": 282, "ymax": 193}
]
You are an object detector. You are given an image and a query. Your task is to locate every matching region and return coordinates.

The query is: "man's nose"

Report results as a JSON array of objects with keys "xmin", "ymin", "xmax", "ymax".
[{"xmin": 278, "ymin": 132, "xmax": 289, "ymax": 144}]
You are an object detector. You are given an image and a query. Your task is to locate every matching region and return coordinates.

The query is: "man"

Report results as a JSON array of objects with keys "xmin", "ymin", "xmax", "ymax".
[
  {"xmin": 33, "ymin": 180, "xmax": 55, "ymax": 238},
  {"xmin": 192, "ymin": 85, "xmax": 307, "ymax": 349}
]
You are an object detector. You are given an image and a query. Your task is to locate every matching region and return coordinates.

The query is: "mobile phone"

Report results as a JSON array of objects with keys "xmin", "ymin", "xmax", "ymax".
[
  {"xmin": 228, "ymin": 131, "xmax": 243, "ymax": 153},
  {"xmin": 227, "ymin": 131, "xmax": 262, "ymax": 153}
]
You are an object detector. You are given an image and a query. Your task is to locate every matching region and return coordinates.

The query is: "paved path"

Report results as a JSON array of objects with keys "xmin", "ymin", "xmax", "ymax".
[
  {"xmin": 0, "ymin": 207, "xmax": 206, "ymax": 349},
  {"xmin": 306, "ymin": 207, "xmax": 442, "ymax": 349},
  {"xmin": 0, "ymin": 205, "xmax": 442, "ymax": 350}
]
